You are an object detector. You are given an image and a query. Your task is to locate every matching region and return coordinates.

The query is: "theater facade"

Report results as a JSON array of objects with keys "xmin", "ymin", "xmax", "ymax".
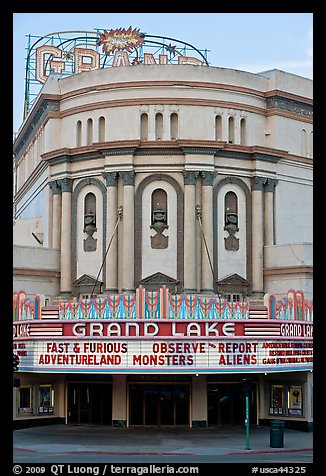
[
  {"xmin": 13, "ymin": 28, "xmax": 313, "ymax": 430},
  {"xmin": 13, "ymin": 288, "xmax": 313, "ymax": 429}
]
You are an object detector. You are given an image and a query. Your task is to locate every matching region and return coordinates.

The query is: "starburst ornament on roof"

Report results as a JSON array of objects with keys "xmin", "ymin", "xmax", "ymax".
[{"xmin": 97, "ymin": 27, "xmax": 145, "ymax": 55}]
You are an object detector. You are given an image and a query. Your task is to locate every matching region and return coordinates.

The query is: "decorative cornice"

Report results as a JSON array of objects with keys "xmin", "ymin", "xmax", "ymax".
[
  {"xmin": 266, "ymin": 95, "xmax": 313, "ymax": 117},
  {"xmin": 181, "ymin": 147, "xmax": 220, "ymax": 156},
  {"xmin": 135, "ymin": 147, "xmax": 184, "ymax": 156},
  {"xmin": 13, "ymin": 97, "xmax": 60, "ymax": 159},
  {"xmin": 41, "ymin": 141, "xmax": 290, "ymax": 166},
  {"xmin": 13, "ymin": 267, "xmax": 60, "ymax": 278},
  {"xmin": 264, "ymin": 265, "xmax": 313, "ymax": 275},
  {"xmin": 101, "ymin": 147, "xmax": 137, "ymax": 156},
  {"xmin": 251, "ymin": 152, "xmax": 281, "ymax": 164}
]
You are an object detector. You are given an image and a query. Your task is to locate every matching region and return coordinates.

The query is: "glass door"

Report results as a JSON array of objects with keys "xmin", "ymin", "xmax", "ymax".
[
  {"xmin": 145, "ymin": 385, "xmax": 159, "ymax": 425},
  {"xmin": 129, "ymin": 383, "xmax": 190, "ymax": 427},
  {"xmin": 159, "ymin": 386, "xmax": 174, "ymax": 425}
]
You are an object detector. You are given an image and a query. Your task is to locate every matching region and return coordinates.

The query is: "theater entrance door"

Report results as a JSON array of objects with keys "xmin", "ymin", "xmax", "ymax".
[
  {"xmin": 68, "ymin": 383, "xmax": 112, "ymax": 425},
  {"xmin": 129, "ymin": 383, "xmax": 190, "ymax": 427}
]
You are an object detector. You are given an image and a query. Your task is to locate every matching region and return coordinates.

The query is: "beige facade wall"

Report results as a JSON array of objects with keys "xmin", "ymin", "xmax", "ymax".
[{"xmin": 13, "ymin": 63, "xmax": 313, "ymax": 300}]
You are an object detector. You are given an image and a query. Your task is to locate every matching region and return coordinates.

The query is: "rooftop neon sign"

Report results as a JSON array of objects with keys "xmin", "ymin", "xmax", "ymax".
[{"xmin": 23, "ymin": 28, "xmax": 210, "ymax": 117}]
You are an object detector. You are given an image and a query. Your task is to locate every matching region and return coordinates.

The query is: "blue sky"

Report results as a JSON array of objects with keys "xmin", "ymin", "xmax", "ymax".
[{"xmin": 13, "ymin": 12, "xmax": 313, "ymax": 133}]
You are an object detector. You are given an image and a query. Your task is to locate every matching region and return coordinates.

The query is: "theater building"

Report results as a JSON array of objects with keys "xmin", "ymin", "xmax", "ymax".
[{"xmin": 13, "ymin": 28, "xmax": 313, "ymax": 430}]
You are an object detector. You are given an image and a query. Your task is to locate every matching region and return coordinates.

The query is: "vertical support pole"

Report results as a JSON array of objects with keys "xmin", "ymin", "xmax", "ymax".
[{"xmin": 245, "ymin": 394, "xmax": 250, "ymax": 450}]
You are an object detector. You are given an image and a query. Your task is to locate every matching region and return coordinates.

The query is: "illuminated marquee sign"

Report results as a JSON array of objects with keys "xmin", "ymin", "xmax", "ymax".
[{"xmin": 13, "ymin": 320, "xmax": 313, "ymax": 374}]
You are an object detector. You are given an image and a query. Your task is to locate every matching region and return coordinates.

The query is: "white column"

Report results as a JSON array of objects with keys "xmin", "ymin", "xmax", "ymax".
[
  {"xmin": 251, "ymin": 176, "xmax": 265, "ymax": 296},
  {"xmin": 121, "ymin": 171, "xmax": 135, "ymax": 292},
  {"xmin": 59, "ymin": 178, "xmax": 72, "ymax": 295},
  {"xmin": 201, "ymin": 171, "xmax": 215, "ymax": 293},
  {"xmin": 49, "ymin": 181, "xmax": 62, "ymax": 249},
  {"xmin": 103, "ymin": 172, "xmax": 119, "ymax": 292},
  {"xmin": 264, "ymin": 178, "xmax": 278, "ymax": 246},
  {"xmin": 183, "ymin": 171, "xmax": 198, "ymax": 293}
]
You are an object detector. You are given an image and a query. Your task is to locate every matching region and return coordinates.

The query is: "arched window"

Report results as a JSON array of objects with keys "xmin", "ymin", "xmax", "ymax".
[
  {"xmin": 86, "ymin": 118, "xmax": 93, "ymax": 145},
  {"xmin": 151, "ymin": 188, "xmax": 168, "ymax": 227},
  {"xmin": 98, "ymin": 116, "xmax": 105, "ymax": 142},
  {"xmin": 224, "ymin": 191, "xmax": 238, "ymax": 227},
  {"xmin": 140, "ymin": 113, "xmax": 148, "ymax": 141},
  {"xmin": 228, "ymin": 117, "xmax": 235, "ymax": 143},
  {"xmin": 83, "ymin": 192, "xmax": 97, "ymax": 252},
  {"xmin": 151, "ymin": 188, "xmax": 168, "ymax": 249},
  {"xmin": 76, "ymin": 120, "xmax": 82, "ymax": 147},
  {"xmin": 224, "ymin": 191, "xmax": 239, "ymax": 251},
  {"xmin": 155, "ymin": 113, "xmax": 163, "ymax": 140},
  {"xmin": 215, "ymin": 115, "xmax": 222, "ymax": 141},
  {"xmin": 84, "ymin": 192, "xmax": 96, "ymax": 221},
  {"xmin": 170, "ymin": 113, "xmax": 178, "ymax": 140},
  {"xmin": 240, "ymin": 118, "xmax": 246, "ymax": 145}
]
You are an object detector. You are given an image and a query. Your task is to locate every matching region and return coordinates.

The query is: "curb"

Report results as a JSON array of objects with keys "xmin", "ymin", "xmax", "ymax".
[{"xmin": 226, "ymin": 448, "xmax": 313, "ymax": 455}]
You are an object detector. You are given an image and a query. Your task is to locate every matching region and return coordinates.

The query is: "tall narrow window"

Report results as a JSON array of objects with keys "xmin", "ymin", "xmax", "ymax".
[
  {"xmin": 215, "ymin": 115, "xmax": 222, "ymax": 141},
  {"xmin": 310, "ymin": 131, "xmax": 313, "ymax": 158},
  {"xmin": 301, "ymin": 129, "xmax": 307, "ymax": 156},
  {"xmin": 224, "ymin": 191, "xmax": 239, "ymax": 251},
  {"xmin": 225, "ymin": 192, "xmax": 238, "ymax": 225},
  {"xmin": 86, "ymin": 118, "xmax": 93, "ymax": 145},
  {"xmin": 228, "ymin": 117, "xmax": 235, "ymax": 143},
  {"xmin": 84, "ymin": 193, "xmax": 96, "ymax": 224},
  {"xmin": 170, "ymin": 113, "xmax": 178, "ymax": 140},
  {"xmin": 76, "ymin": 120, "xmax": 82, "ymax": 147},
  {"xmin": 98, "ymin": 116, "xmax": 105, "ymax": 142},
  {"xmin": 84, "ymin": 192, "xmax": 97, "ymax": 252},
  {"xmin": 140, "ymin": 113, "xmax": 148, "ymax": 141},
  {"xmin": 150, "ymin": 188, "xmax": 168, "ymax": 249},
  {"xmin": 155, "ymin": 113, "xmax": 163, "ymax": 140},
  {"xmin": 240, "ymin": 118, "xmax": 246, "ymax": 145}
]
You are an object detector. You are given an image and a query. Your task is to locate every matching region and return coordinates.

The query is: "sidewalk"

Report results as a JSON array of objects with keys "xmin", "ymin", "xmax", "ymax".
[{"xmin": 13, "ymin": 424, "xmax": 313, "ymax": 458}]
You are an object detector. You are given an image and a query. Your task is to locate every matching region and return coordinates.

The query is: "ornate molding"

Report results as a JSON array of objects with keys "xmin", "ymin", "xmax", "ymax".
[
  {"xmin": 121, "ymin": 171, "xmax": 136, "ymax": 186},
  {"xmin": 181, "ymin": 146, "xmax": 220, "ymax": 156},
  {"xmin": 140, "ymin": 272, "xmax": 179, "ymax": 286},
  {"xmin": 264, "ymin": 178, "xmax": 278, "ymax": 193},
  {"xmin": 102, "ymin": 171, "xmax": 118, "ymax": 187},
  {"xmin": 183, "ymin": 170, "xmax": 199, "ymax": 185},
  {"xmin": 13, "ymin": 98, "xmax": 60, "ymax": 159},
  {"xmin": 251, "ymin": 176, "xmax": 266, "ymax": 191},
  {"xmin": 48, "ymin": 180, "xmax": 62, "ymax": 194},
  {"xmin": 266, "ymin": 95, "xmax": 313, "ymax": 117},
  {"xmin": 201, "ymin": 171, "xmax": 216, "ymax": 186},
  {"xmin": 59, "ymin": 177, "xmax": 73, "ymax": 193}
]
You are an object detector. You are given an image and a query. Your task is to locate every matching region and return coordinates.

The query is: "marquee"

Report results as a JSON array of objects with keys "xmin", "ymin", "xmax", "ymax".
[{"xmin": 13, "ymin": 319, "xmax": 313, "ymax": 374}]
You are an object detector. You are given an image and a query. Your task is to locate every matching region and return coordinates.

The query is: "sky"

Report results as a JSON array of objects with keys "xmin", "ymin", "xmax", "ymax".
[{"xmin": 12, "ymin": 12, "xmax": 313, "ymax": 133}]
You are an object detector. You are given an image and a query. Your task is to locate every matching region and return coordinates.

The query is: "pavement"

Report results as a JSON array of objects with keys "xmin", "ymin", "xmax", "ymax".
[{"xmin": 13, "ymin": 423, "xmax": 313, "ymax": 459}]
